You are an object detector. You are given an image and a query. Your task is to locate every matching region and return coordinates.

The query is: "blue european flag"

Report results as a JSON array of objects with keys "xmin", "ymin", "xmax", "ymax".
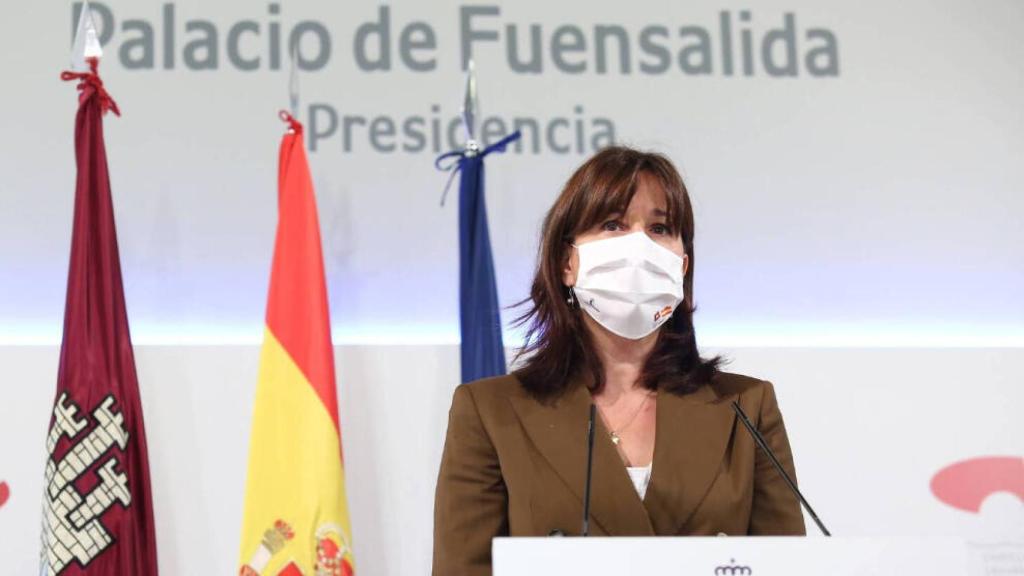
[{"xmin": 437, "ymin": 131, "xmax": 521, "ymax": 383}]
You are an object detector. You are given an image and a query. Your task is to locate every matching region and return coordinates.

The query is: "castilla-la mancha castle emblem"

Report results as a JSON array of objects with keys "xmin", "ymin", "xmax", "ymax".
[{"xmin": 40, "ymin": 392, "xmax": 132, "ymax": 573}]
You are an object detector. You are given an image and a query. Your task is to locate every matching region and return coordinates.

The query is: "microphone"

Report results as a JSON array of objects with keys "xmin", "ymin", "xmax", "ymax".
[
  {"xmin": 731, "ymin": 400, "xmax": 831, "ymax": 536},
  {"xmin": 581, "ymin": 403, "xmax": 597, "ymax": 536}
]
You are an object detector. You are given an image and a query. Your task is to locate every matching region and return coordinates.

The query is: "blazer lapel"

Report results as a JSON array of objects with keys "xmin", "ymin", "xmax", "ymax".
[
  {"xmin": 644, "ymin": 383, "xmax": 739, "ymax": 535},
  {"xmin": 508, "ymin": 379, "xmax": 654, "ymax": 536}
]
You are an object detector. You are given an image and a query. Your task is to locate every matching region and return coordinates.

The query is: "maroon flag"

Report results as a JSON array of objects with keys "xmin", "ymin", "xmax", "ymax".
[{"xmin": 40, "ymin": 59, "xmax": 158, "ymax": 575}]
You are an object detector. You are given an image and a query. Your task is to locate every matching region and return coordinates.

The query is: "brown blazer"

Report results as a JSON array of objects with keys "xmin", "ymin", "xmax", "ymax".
[{"xmin": 432, "ymin": 371, "xmax": 806, "ymax": 575}]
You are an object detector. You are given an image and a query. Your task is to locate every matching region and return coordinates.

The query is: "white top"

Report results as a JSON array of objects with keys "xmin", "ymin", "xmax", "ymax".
[{"xmin": 625, "ymin": 463, "xmax": 653, "ymax": 500}]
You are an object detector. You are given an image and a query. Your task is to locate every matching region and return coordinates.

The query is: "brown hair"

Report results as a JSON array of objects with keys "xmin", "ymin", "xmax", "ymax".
[{"xmin": 513, "ymin": 146, "xmax": 721, "ymax": 400}]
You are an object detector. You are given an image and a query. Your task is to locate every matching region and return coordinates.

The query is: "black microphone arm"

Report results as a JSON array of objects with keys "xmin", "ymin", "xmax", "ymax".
[
  {"xmin": 581, "ymin": 403, "xmax": 596, "ymax": 537},
  {"xmin": 731, "ymin": 400, "xmax": 831, "ymax": 536}
]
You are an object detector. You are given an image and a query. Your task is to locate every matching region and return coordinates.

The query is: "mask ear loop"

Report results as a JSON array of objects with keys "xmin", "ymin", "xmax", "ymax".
[{"xmin": 566, "ymin": 242, "xmax": 580, "ymax": 309}]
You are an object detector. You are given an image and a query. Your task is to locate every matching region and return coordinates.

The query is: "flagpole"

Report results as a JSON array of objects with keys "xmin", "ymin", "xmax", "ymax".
[
  {"xmin": 461, "ymin": 59, "xmax": 480, "ymax": 158},
  {"xmin": 288, "ymin": 40, "xmax": 300, "ymax": 120},
  {"xmin": 70, "ymin": 0, "xmax": 103, "ymax": 71}
]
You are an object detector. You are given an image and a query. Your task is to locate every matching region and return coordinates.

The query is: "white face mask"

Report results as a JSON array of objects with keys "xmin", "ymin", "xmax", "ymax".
[{"xmin": 571, "ymin": 232, "xmax": 686, "ymax": 340}]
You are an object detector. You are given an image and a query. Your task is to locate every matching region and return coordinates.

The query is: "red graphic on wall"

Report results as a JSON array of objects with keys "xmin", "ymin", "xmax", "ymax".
[
  {"xmin": 0, "ymin": 481, "xmax": 9, "ymax": 509},
  {"xmin": 931, "ymin": 456, "xmax": 1024, "ymax": 513}
]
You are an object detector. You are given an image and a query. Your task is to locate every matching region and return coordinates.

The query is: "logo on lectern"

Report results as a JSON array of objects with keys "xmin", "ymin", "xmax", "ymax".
[{"xmin": 715, "ymin": 559, "xmax": 752, "ymax": 575}]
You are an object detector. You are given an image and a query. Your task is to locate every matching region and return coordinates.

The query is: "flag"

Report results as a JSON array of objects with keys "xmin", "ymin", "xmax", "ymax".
[
  {"xmin": 41, "ymin": 58, "xmax": 158, "ymax": 575},
  {"xmin": 436, "ymin": 131, "xmax": 522, "ymax": 383},
  {"xmin": 238, "ymin": 112, "xmax": 354, "ymax": 576}
]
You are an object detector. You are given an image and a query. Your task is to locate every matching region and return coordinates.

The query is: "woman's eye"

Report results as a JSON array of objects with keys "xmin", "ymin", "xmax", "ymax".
[
  {"xmin": 651, "ymin": 223, "xmax": 669, "ymax": 235},
  {"xmin": 601, "ymin": 220, "xmax": 622, "ymax": 231}
]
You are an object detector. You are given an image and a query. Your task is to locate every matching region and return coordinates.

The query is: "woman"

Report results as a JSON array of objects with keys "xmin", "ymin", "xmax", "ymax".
[{"xmin": 433, "ymin": 146, "xmax": 805, "ymax": 575}]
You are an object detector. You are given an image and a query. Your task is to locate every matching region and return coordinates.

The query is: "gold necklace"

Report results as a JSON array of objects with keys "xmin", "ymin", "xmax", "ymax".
[{"xmin": 607, "ymin": 393, "xmax": 651, "ymax": 446}]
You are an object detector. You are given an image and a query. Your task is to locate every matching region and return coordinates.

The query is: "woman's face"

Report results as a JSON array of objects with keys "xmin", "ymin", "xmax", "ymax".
[{"xmin": 562, "ymin": 175, "xmax": 688, "ymax": 288}]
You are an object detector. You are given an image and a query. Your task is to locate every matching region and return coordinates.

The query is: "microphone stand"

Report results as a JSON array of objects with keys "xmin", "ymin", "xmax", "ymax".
[
  {"xmin": 731, "ymin": 400, "xmax": 831, "ymax": 536},
  {"xmin": 581, "ymin": 403, "xmax": 596, "ymax": 536}
]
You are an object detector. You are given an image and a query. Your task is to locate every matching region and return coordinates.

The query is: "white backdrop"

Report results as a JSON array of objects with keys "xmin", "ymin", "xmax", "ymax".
[
  {"xmin": 1, "ymin": 0, "xmax": 1023, "ymax": 574},
  {"xmin": 1, "ymin": 346, "xmax": 1021, "ymax": 574},
  {"xmin": 0, "ymin": 0, "xmax": 1021, "ymax": 345}
]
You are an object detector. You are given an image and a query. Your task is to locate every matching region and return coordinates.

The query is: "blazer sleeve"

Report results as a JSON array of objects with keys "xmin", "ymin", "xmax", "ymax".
[
  {"xmin": 433, "ymin": 384, "xmax": 509, "ymax": 576},
  {"xmin": 747, "ymin": 381, "xmax": 807, "ymax": 535}
]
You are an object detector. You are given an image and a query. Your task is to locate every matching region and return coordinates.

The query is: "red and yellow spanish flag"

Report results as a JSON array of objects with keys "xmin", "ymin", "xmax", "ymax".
[{"xmin": 239, "ymin": 112, "xmax": 354, "ymax": 576}]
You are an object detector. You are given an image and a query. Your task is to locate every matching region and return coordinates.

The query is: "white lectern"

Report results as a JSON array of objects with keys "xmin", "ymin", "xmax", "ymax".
[{"xmin": 493, "ymin": 536, "xmax": 974, "ymax": 576}]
